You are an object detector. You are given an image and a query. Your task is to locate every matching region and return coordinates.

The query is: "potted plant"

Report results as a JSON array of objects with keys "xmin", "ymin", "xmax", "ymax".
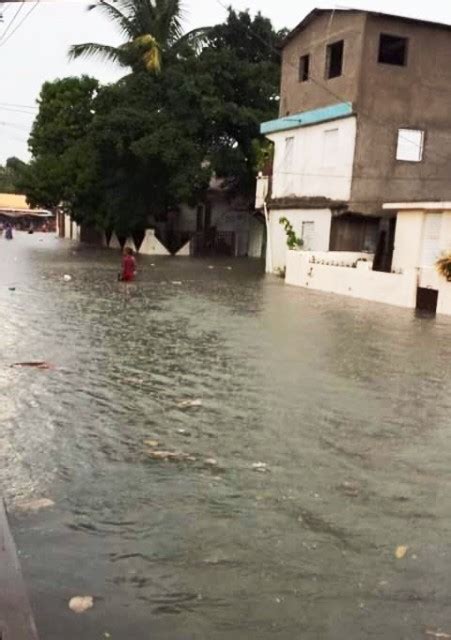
[{"xmin": 436, "ymin": 252, "xmax": 451, "ymax": 281}]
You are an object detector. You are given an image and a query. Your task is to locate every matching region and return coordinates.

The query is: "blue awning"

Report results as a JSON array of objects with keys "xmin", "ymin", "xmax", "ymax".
[{"xmin": 261, "ymin": 102, "xmax": 353, "ymax": 135}]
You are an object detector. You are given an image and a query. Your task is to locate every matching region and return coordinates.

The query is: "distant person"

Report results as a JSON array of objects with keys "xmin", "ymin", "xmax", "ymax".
[
  {"xmin": 5, "ymin": 223, "xmax": 13, "ymax": 240},
  {"xmin": 120, "ymin": 247, "xmax": 136, "ymax": 282}
]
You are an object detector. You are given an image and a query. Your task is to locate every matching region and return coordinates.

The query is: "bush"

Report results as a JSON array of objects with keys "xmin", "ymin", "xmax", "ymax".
[
  {"xmin": 279, "ymin": 217, "xmax": 304, "ymax": 250},
  {"xmin": 436, "ymin": 252, "xmax": 451, "ymax": 281}
]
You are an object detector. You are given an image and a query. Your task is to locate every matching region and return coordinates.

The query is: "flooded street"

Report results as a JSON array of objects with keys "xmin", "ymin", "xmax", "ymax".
[{"xmin": 2, "ymin": 233, "xmax": 451, "ymax": 639}]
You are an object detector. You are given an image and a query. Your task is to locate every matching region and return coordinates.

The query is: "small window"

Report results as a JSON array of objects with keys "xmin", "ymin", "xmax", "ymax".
[
  {"xmin": 284, "ymin": 136, "xmax": 294, "ymax": 166},
  {"xmin": 322, "ymin": 128, "xmax": 339, "ymax": 167},
  {"xmin": 396, "ymin": 129, "xmax": 424, "ymax": 162},
  {"xmin": 378, "ymin": 34, "xmax": 408, "ymax": 66},
  {"xmin": 326, "ymin": 40, "xmax": 344, "ymax": 79},
  {"xmin": 302, "ymin": 221, "xmax": 315, "ymax": 250},
  {"xmin": 299, "ymin": 54, "xmax": 310, "ymax": 82}
]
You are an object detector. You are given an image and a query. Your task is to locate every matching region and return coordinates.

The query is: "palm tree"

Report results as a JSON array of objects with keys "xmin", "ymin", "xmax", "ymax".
[{"xmin": 69, "ymin": 0, "xmax": 209, "ymax": 73}]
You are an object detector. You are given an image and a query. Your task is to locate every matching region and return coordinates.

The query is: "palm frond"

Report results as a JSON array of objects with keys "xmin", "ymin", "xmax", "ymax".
[
  {"xmin": 87, "ymin": 0, "xmax": 135, "ymax": 38},
  {"xmin": 155, "ymin": 0, "xmax": 185, "ymax": 45},
  {"xmin": 68, "ymin": 42, "xmax": 125, "ymax": 67}
]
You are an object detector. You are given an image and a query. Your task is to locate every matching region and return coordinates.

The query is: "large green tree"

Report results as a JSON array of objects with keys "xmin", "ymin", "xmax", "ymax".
[
  {"xmin": 69, "ymin": 0, "xmax": 209, "ymax": 73},
  {"xmin": 199, "ymin": 9, "xmax": 286, "ymax": 199},
  {"xmin": 17, "ymin": 76, "xmax": 100, "ymax": 213},
  {"xmin": 21, "ymin": 9, "xmax": 285, "ymax": 237}
]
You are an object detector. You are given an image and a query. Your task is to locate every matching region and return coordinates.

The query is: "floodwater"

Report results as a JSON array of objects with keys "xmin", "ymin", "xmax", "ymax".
[{"xmin": 2, "ymin": 233, "xmax": 451, "ymax": 640}]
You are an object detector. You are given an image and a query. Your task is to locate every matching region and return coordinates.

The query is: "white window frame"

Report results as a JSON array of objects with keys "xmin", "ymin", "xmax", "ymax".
[
  {"xmin": 322, "ymin": 128, "xmax": 340, "ymax": 168},
  {"xmin": 396, "ymin": 129, "xmax": 424, "ymax": 162},
  {"xmin": 301, "ymin": 221, "xmax": 315, "ymax": 250}
]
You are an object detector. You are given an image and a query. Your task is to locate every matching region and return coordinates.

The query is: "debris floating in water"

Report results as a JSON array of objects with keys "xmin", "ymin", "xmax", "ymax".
[
  {"xmin": 205, "ymin": 458, "xmax": 218, "ymax": 467},
  {"xmin": 63, "ymin": 274, "xmax": 72, "ymax": 282},
  {"xmin": 144, "ymin": 439, "xmax": 159, "ymax": 448},
  {"xmin": 177, "ymin": 399, "xmax": 203, "ymax": 408},
  {"xmin": 15, "ymin": 498, "xmax": 55, "ymax": 513},
  {"xmin": 341, "ymin": 481, "xmax": 360, "ymax": 498},
  {"xmin": 425, "ymin": 631, "xmax": 451, "ymax": 639},
  {"xmin": 11, "ymin": 361, "xmax": 54, "ymax": 370},
  {"xmin": 252, "ymin": 462, "xmax": 268, "ymax": 473},
  {"xmin": 69, "ymin": 596, "xmax": 94, "ymax": 614},
  {"xmin": 8, "ymin": 287, "xmax": 15, "ymax": 291},
  {"xmin": 395, "ymin": 545, "xmax": 408, "ymax": 559},
  {"xmin": 172, "ymin": 281, "xmax": 182, "ymax": 285},
  {"xmin": 146, "ymin": 450, "xmax": 196, "ymax": 462}
]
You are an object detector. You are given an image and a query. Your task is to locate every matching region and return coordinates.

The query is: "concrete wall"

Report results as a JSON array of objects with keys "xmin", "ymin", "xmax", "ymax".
[
  {"xmin": 268, "ymin": 208, "xmax": 332, "ymax": 272},
  {"xmin": 303, "ymin": 250, "xmax": 373, "ymax": 266},
  {"xmin": 392, "ymin": 211, "xmax": 424, "ymax": 271},
  {"xmin": 352, "ymin": 15, "xmax": 451, "ymax": 211},
  {"xmin": 437, "ymin": 282, "xmax": 451, "ymax": 315},
  {"xmin": 286, "ymin": 251, "xmax": 417, "ymax": 308},
  {"xmin": 268, "ymin": 116, "xmax": 357, "ymax": 201},
  {"xmin": 63, "ymin": 214, "xmax": 80, "ymax": 241},
  {"xmin": 393, "ymin": 210, "xmax": 451, "ymax": 271},
  {"xmin": 280, "ymin": 11, "xmax": 367, "ymax": 116}
]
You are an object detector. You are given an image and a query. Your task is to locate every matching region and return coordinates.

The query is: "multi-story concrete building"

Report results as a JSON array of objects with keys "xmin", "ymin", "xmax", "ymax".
[{"xmin": 260, "ymin": 8, "xmax": 451, "ymax": 272}]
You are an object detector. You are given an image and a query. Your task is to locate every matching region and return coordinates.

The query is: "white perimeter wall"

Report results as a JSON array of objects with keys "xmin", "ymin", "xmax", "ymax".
[
  {"xmin": 63, "ymin": 214, "xmax": 80, "ymax": 241},
  {"xmin": 286, "ymin": 251, "xmax": 418, "ymax": 309},
  {"xmin": 268, "ymin": 208, "xmax": 332, "ymax": 272},
  {"xmin": 267, "ymin": 116, "xmax": 357, "ymax": 201},
  {"xmin": 392, "ymin": 209, "xmax": 451, "ymax": 315}
]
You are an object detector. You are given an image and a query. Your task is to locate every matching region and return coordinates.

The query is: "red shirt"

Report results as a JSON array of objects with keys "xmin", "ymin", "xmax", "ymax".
[{"xmin": 122, "ymin": 255, "xmax": 136, "ymax": 281}]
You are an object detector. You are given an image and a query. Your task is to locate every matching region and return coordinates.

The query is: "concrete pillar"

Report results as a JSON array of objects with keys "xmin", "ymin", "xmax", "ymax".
[
  {"xmin": 176, "ymin": 241, "xmax": 191, "ymax": 256},
  {"xmin": 109, "ymin": 233, "xmax": 121, "ymax": 249},
  {"xmin": 139, "ymin": 229, "xmax": 170, "ymax": 256}
]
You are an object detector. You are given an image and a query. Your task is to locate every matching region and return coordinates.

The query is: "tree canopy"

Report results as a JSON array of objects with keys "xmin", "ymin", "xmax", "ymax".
[
  {"xmin": 0, "ymin": 157, "xmax": 27, "ymax": 194},
  {"xmin": 20, "ymin": 8, "xmax": 285, "ymax": 237}
]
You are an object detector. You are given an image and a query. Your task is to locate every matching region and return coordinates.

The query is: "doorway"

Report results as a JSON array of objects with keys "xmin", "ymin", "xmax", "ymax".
[{"xmin": 416, "ymin": 287, "xmax": 438, "ymax": 314}]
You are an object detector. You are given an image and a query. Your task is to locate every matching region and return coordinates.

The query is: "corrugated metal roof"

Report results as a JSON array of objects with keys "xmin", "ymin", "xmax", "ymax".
[{"xmin": 0, "ymin": 193, "xmax": 52, "ymax": 216}]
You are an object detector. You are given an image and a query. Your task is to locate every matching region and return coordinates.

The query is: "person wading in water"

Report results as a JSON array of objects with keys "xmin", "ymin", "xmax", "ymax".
[{"xmin": 120, "ymin": 247, "xmax": 137, "ymax": 282}]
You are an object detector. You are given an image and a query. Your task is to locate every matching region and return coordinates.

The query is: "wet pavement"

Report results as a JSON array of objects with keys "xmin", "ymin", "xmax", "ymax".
[{"xmin": 2, "ymin": 233, "xmax": 451, "ymax": 639}]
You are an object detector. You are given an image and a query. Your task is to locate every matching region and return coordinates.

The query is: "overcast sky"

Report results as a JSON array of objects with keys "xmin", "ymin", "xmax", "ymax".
[{"xmin": 0, "ymin": 0, "xmax": 450, "ymax": 163}]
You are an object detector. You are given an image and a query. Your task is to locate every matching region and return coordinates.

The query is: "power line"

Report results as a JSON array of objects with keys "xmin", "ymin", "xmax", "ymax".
[
  {"xmin": 0, "ymin": 0, "xmax": 39, "ymax": 49},
  {"xmin": 0, "ymin": 0, "xmax": 24, "ymax": 44},
  {"xmin": 0, "ymin": 101, "xmax": 38, "ymax": 110},
  {"xmin": 0, "ymin": 105, "xmax": 37, "ymax": 116}
]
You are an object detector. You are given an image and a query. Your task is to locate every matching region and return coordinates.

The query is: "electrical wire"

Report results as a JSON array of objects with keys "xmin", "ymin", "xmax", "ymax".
[
  {"xmin": 0, "ymin": 106, "xmax": 38, "ymax": 116},
  {"xmin": 0, "ymin": 101, "xmax": 38, "ymax": 110},
  {"xmin": 0, "ymin": 0, "xmax": 24, "ymax": 44},
  {"xmin": 0, "ymin": 0, "xmax": 39, "ymax": 49}
]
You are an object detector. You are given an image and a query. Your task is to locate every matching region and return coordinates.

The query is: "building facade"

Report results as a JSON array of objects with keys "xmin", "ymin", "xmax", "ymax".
[{"xmin": 261, "ymin": 9, "xmax": 451, "ymax": 271}]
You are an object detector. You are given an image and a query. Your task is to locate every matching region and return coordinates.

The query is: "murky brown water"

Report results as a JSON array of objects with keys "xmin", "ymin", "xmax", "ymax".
[{"xmin": 2, "ymin": 233, "xmax": 451, "ymax": 639}]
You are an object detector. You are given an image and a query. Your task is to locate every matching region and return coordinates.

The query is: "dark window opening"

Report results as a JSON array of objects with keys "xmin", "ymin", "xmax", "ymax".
[
  {"xmin": 299, "ymin": 54, "xmax": 310, "ymax": 82},
  {"xmin": 326, "ymin": 40, "xmax": 344, "ymax": 79},
  {"xmin": 378, "ymin": 34, "xmax": 408, "ymax": 66}
]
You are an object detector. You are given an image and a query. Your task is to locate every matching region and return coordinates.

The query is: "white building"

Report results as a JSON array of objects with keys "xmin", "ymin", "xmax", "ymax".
[{"xmin": 260, "ymin": 103, "xmax": 380, "ymax": 273}]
